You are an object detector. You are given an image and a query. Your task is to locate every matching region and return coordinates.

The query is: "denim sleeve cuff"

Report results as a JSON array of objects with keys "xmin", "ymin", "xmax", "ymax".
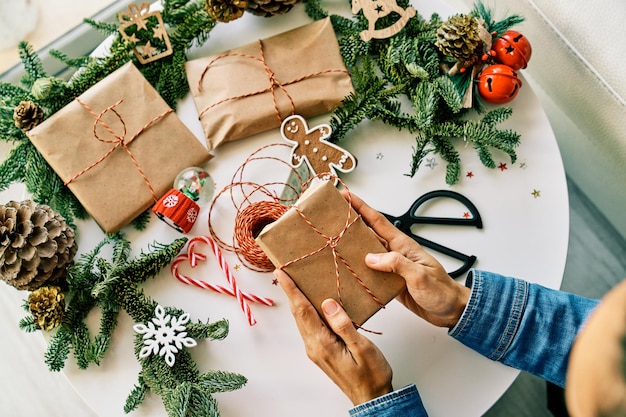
[
  {"xmin": 448, "ymin": 269, "xmax": 599, "ymax": 387},
  {"xmin": 349, "ymin": 384, "xmax": 427, "ymax": 417},
  {"xmin": 448, "ymin": 269, "xmax": 528, "ymax": 361}
]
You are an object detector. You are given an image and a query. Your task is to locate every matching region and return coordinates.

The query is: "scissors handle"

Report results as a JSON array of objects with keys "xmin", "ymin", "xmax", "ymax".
[
  {"xmin": 381, "ymin": 190, "xmax": 483, "ymax": 278},
  {"xmin": 408, "ymin": 190, "xmax": 482, "ymax": 228}
]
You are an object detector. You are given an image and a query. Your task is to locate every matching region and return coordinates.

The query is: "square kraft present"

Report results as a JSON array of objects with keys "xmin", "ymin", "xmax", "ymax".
[
  {"xmin": 256, "ymin": 180, "xmax": 405, "ymax": 326},
  {"xmin": 27, "ymin": 62, "xmax": 211, "ymax": 233},
  {"xmin": 185, "ymin": 17, "xmax": 354, "ymax": 150}
]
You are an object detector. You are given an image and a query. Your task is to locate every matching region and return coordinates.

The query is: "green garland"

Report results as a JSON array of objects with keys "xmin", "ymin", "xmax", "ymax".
[
  {"xmin": 20, "ymin": 233, "xmax": 246, "ymax": 416},
  {"xmin": 304, "ymin": 0, "xmax": 524, "ymax": 184}
]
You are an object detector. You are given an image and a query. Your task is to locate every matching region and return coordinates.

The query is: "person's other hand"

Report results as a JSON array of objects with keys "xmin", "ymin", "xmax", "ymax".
[
  {"xmin": 343, "ymin": 190, "xmax": 471, "ymax": 329},
  {"xmin": 275, "ymin": 268, "xmax": 393, "ymax": 406}
]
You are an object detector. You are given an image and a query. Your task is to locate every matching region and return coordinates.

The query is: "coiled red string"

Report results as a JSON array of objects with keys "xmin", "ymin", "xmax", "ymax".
[{"xmin": 208, "ymin": 143, "xmax": 308, "ymax": 272}]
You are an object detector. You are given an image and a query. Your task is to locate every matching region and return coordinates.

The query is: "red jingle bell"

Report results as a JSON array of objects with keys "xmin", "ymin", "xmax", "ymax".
[
  {"xmin": 492, "ymin": 30, "xmax": 532, "ymax": 70},
  {"xmin": 476, "ymin": 64, "xmax": 523, "ymax": 104}
]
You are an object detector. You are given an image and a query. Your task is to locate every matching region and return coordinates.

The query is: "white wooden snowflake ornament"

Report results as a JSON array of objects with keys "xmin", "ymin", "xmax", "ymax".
[{"xmin": 133, "ymin": 305, "xmax": 197, "ymax": 367}]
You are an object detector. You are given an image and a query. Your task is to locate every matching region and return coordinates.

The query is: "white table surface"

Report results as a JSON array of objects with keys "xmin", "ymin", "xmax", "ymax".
[{"xmin": 0, "ymin": 1, "xmax": 569, "ymax": 416}]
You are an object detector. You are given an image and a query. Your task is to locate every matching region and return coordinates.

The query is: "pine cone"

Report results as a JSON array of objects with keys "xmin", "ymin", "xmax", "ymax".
[
  {"xmin": 435, "ymin": 14, "xmax": 483, "ymax": 64},
  {"xmin": 206, "ymin": 0, "xmax": 247, "ymax": 22},
  {"xmin": 28, "ymin": 286, "xmax": 65, "ymax": 331},
  {"xmin": 0, "ymin": 200, "xmax": 77, "ymax": 291},
  {"xmin": 246, "ymin": 0, "xmax": 300, "ymax": 17},
  {"xmin": 13, "ymin": 100, "xmax": 44, "ymax": 132}
]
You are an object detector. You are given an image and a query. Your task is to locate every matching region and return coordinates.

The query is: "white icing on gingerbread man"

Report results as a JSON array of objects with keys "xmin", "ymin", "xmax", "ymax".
[{"xmin": 281, "ymin": 115, "xmax": 356, "ymax": 182}]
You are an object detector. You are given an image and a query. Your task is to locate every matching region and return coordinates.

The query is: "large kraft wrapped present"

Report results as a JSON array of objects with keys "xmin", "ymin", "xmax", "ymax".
[
  {"xmin": 28, "ymin": 62, "xmax": 211, "ymax": 233},
  {"xmin": 256, "ymin": 180, "xmax": 405, "ymax": 326},
  {"xmin": 185, "ymin": 17, "xmax": 354, "ymax": 150}
]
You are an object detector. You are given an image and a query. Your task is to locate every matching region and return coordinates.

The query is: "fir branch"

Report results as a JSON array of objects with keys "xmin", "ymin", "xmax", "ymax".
[
  {"xmin": 131, "ymin": 210, "xmax": 151, "ymax": 231},
  {"xmin": 49, "ymin": 49, "xmax": 95, "ymax": 69},
  {"xmin": 118, "ymin": 238, "xmax": 187, "ymax": 286},
  {"xmin": 471, "ymin": 2, "xmax": 524, "ymax": 35},
  {"xmin": 44, "ymin": 326, "xmax": 72, "ymax": 371},
  {"xmin": 84, "ymin": 17, "xmax": 119, "ymax": 35},
  {"xmin": 18, "ymin": 315, "xmax": 38, "ymax": 332},
  {"xmin": 17, "ymin": 42, "xmax": 48, "ymax": 89},
  {"xmin": 198, "ymin": 370, "xmax": 248, "ymax": 393},
  {"xmin": 186, "ymin": 319, "xmax": 229, "ymax": 340},
  {"xmin": 303, "ymin": 0, "xmax": 328, "ymax": 21},
  {"xmin": 125, "ymin": 376, "xmax": 149, "ymax": 413},
  {"xmin": 407, "ymin": 131, "xmax": 432, "ymax": 177}
]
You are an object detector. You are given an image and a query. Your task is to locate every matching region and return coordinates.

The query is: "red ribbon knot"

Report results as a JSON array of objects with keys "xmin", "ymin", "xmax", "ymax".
[{"xmin": 65, "ymin": 97, "xmax": 173, "ymax": 202}]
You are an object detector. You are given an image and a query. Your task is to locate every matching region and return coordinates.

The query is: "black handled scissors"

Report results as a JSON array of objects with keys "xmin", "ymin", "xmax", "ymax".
[{"xmin": 380, "ymin": 190, "xmax": 483, "ymax": 278}]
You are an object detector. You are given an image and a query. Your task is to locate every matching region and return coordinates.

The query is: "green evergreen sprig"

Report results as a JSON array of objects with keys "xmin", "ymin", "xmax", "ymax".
[
  {"xmin": 306, "ymin": 0, "xmax": 524, "ymax": 184},
  {"xmin": 19, "ymin": 233, "xmax": 246, "ymax": 416}
]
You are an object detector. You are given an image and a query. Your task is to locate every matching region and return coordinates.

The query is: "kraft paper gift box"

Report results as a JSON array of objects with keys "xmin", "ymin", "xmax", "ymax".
[
  {"xmin": 185, "ymin": 17, "xmax": 354, "ymax": 150},
  {"xmin": 256, "ymin": 180, "xmax": 405, "ymax": 326},
  {"xmin": 28, "ymin": 62, "xmax": 211, "ymax": 233}
]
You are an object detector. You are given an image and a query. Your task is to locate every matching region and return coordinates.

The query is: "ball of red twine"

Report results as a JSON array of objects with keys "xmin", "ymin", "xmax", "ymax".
[{"xmin": 233, "ymin": 200, "xmax": 288, "ymax": 271}]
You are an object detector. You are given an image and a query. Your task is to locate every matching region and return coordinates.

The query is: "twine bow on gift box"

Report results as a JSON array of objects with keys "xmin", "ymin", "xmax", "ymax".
[
  {"xmin": 64, "ymin": 98, "xmax": 173, "ymax": 202},
  {"xmin": 196, "ymin": 39, "xmax": 350, "ymax": 124}
]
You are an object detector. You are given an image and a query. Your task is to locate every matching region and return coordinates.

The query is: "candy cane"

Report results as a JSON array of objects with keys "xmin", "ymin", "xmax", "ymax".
[
  {"xmin": 171, "ymin": 255, "xmax": 274, "ymax": 306},
  {"xmin": 170, "ymin": 236, "xmax": 273, "ymax": 326}
]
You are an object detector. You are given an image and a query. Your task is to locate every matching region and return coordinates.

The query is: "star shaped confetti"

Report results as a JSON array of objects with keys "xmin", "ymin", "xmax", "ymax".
[
  {"xmin": 498, "ymin": 162, "xmax": 507, "ymax": 171},
  {"xmin": 425, "ymin": 158, "xmax": 438, "ymax": 169},
  {"xmin": 466, "ymin": 171, "xmax": 474, "ymax": 178},
  {"xmin": 532, "ymin": 189, "xmax": 541, "ymax": 198}
]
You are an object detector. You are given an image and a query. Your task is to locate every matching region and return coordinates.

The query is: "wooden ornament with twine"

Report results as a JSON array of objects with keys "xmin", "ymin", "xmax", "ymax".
[{"xmin": 208, "ymin": 143, "xmax": 308, "ymax": 272}]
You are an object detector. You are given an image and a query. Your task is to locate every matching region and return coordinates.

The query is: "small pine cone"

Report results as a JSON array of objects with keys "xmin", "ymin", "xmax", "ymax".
[
  {"xmin": 0, "ymin": 200, "xmax": 77, "ymax": 291},
  {"xmin": 206, "ymin": 0, "xmax": 247, "ymax": 22},
  {"xmin": 28, "ymin": 286, "xmax": 65, "ymax": 331},
  {"xmin": 246, "ymin": 0, "xmax": 300, "ymax": 17},
  {"xmin": 13, "ymin": 100, "xmax": 44, "ymax": 132},
  {"xmin": 435, "ymin": 14, "xmax": 483, "ymax": 62}
]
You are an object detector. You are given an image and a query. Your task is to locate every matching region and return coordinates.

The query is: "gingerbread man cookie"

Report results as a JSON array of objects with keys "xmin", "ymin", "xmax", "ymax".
[{"xmin": 281, "ymin": 115, "xmax": 356, "ymax": 181}]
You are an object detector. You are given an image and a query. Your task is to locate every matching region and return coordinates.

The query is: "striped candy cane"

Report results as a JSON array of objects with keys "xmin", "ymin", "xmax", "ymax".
[{"xmin": 171, "ymin": 236, "xmax": 274, "ymax": 326}]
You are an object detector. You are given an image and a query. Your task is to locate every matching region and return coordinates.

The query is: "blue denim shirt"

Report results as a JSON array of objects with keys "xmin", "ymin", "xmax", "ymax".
[{"xmin": 349, "ymin": 269, "xmax": 599, "ymax": 417}]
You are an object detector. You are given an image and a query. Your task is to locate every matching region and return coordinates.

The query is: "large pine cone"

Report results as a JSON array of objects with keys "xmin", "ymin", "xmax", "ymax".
[
  {"xmin": 435, "ymin": 14, "xmax": 483, "ymax": 63},
  {"xmin": 13, "ymin": 101, "xmax": 44, "ymax": 132},
  {"xmin": 0, "ymin": 200, "xmax": 77, "ymax": 291},
  {"xmin": 206, "ymin": 0, "xmax": 247, "ymax": 22},
  {"xmin": 246, "ymin": 0, "xmax": 300, "ymax": 17}
]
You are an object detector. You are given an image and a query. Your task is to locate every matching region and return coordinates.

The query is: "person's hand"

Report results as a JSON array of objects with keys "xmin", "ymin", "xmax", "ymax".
[
  {"xmin": 343, "ymin": 190, "xmax": 471, "ymax": 329},
  {"xmin": 275, "ymin": 268, "xmax": 393, "ymax": 406}
]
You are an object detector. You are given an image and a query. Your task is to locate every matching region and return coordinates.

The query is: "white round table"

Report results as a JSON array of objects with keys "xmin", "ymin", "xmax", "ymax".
[{"xmin": 0, "ymin": 1, "xmax": 568, "ymax": 416}]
